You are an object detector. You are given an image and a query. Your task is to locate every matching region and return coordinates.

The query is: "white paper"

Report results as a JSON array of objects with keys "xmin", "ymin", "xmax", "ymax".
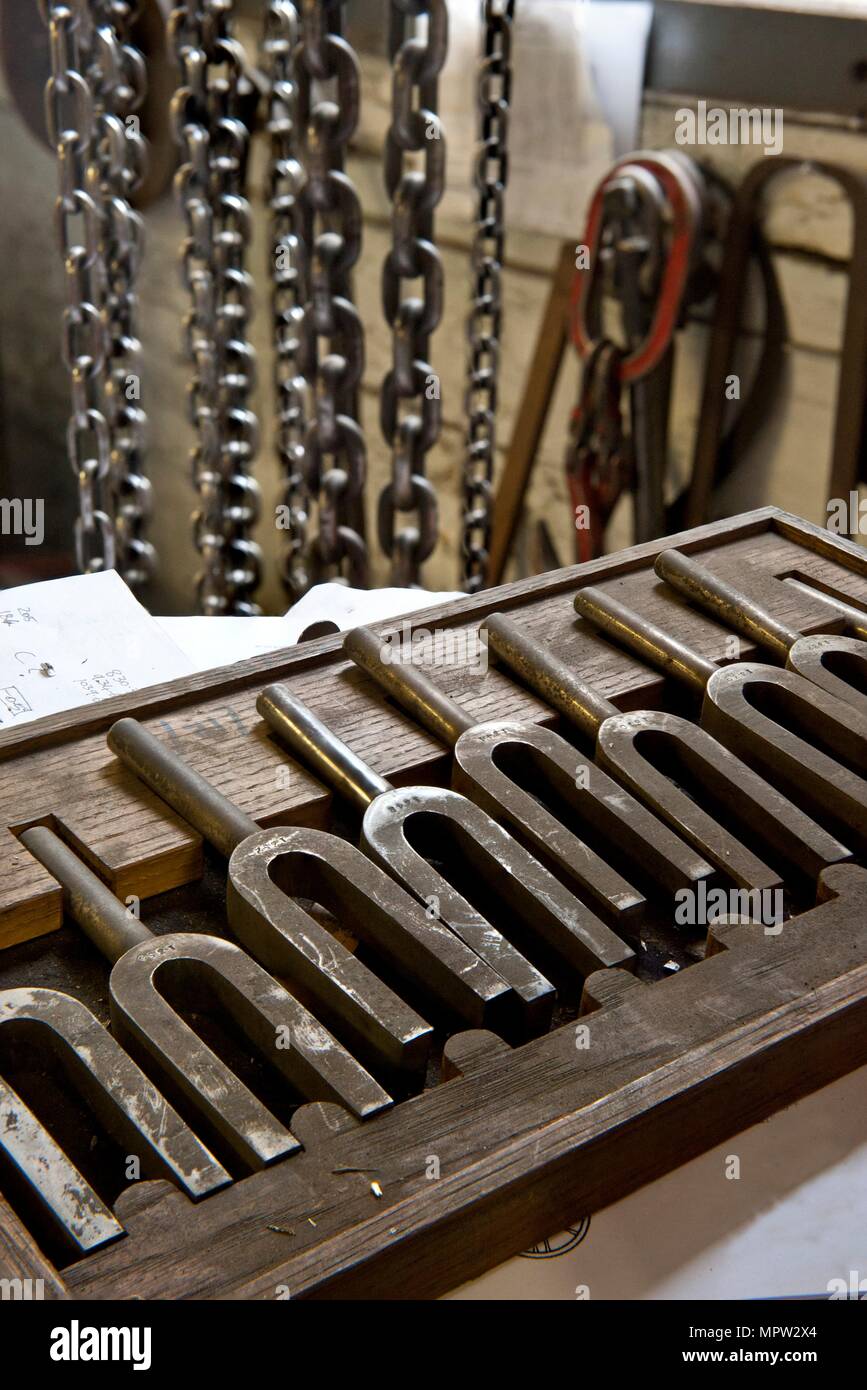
[
  {"xmin": 0, "ymin": 571, "xmax": 193, "ymax": 727},
  {"xmin": 157, "ymin": 583, "xmax": 463, "ymax": 674}
]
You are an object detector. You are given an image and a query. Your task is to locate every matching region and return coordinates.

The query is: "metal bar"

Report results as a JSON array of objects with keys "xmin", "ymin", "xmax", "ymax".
[
  {"xmin": 483, "ymin": 611, "xmax": 618, "ymax": 740},
  {"xmin": 257, "ymin": 686, "xmax": 392, "ymax": 811},
  {"xmin": 655, "ymin": 548, "xmax": 800, "ymax": 660},
  {"xmin": 343, "ymin": 626, "xmax": 475, "ymax": 746},
  {"xmin": 108, "ymin": 717, "xmax": 258, "ymax": 857},
  {"xmin": 20, "ymin": 826, "xmax": 150, "ymax": 965},
  {"xmin": 573, "ymin": 585, "xmax": 716, "ymax": 695}
]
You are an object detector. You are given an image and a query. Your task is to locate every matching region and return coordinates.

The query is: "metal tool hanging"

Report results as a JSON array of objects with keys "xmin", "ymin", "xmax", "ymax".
[
  {"xmin": 169, "ymin": 0, "xmax": 262, "ymax": 615},
  {"xmin": 377, "ymin": 0, "xmax": 447, "ymax": 588},
  {"xmin": 293, "ymin": 0, "xmax": 369, "ymax": 590},
  {"xmin": 567, "ymin": 151, "xmax": 705, "ymax": 562},
  {"xmin": 41, "ymin": 0, "xmax": 155, "ymax": 588},
  {"xmin": 460, "ymin": 0, "xmax": 515, "ymax": 594},
  {"xmin": 262, "ymin": 0, "xmax": 311, "ymax": 602}
]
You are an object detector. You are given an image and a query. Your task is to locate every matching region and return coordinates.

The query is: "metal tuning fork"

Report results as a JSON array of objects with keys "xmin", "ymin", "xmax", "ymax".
[
  {"xmin": 483, "ymin": 611, "xmax": 850, "ymax": 892},
  {"xmin": 0, "ymin": 984, "xmax": 229, "ymax": 1258},
  {"xmin": 257, "ymin": 683, "xmax": 635, "ymax": 1017},
  {"xmin": 572, "ymin": 583, "xmax": 867, "ymax": 852},
  {"xmin": 20, "ymin": 826, "xmax": 391, "ymax": 1173},
  {"xmin": 655, "ymin": 547, "xmax": 867, "ymax": 714},
  {"xmin": 105, "ymin": 718, "xmax": 487, "ymax": 1068},
  {"xmin": 343, "ymin": 624, "xmax": 711, "ymax": 917}
]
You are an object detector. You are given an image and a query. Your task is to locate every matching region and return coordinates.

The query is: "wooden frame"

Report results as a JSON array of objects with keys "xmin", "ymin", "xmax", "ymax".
[{"xmin": 3, "ymin": 505, "xmax": 867, "ymax": 1300}]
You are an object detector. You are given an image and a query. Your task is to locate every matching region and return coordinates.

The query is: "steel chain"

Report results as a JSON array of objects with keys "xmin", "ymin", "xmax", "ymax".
[
  {"xmin": 378, "ymin": 0, "xmax": 447, "ymax": 587},
  {"xmin": 294, "ymin": 0, "xmax": 368, "ymax": 589},
  {"xmin": 42, "ymin": 0, "xmax": 117, "ymax": 575},
  {"xmin": 169, "ymin": 0, "xmax": 263, "ymax": 615},
  {"xmin": 461, "ymin": 0, "xmax": 514, "ymax": 593},
  {"xmin": 90, "ymin": 0, "xmax": 156, "ymax": 588},
  {"xmin": 262, "ymin": 0, "xmax": 311, "ymax": 602}
]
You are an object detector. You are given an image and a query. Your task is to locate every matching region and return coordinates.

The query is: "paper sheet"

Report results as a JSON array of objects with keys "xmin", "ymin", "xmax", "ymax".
[
  {"xmin": 0, "ymin": 573, "xmax": 463, "ymax": 724},
  {"xmin": 0, "ymin": 571, "xmax": 193, "ymax": 727},
  {"xmin": 157, "ymin": 583, "xmax": 463, "ymax": 674}
]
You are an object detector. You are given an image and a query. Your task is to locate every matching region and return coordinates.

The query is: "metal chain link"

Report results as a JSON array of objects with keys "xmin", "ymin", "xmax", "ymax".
[
  {"xmin": 169, "ymin": 0, "xmax": 263, "ymax": 615},
  {"xmin": 378, "ymin": 0, "xmax": 447, "ymax": 588},
  {"xmin": 42, "ymin": 0, "xmax": 117, "ymax": 575},
  {"xmin": 461, "ymin": 0, "xmax": 514, "ymax": 594},
  {"xmin": 295, "ymin": 0, "xmax": 368, "ymax": 589},
  {"xmin": 262, "ymin": 0, "xmax": 311, "ymax": 602},
  {"xmin": 91, "ymin": 0, "xmax": 156, "ymax": 588}
]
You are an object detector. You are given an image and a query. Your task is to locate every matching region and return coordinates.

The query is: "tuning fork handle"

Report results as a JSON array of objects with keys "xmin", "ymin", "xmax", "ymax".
[
  {"xmin": 655, "ymin": 548, "xmax": 801, "ymax": 662},
  {"xmin": 258, "ymin": 684, "xmax": 392, "ymax": 812},
  {"xmin": 573, "ymin": 585, "xmax": 717, "ymax": 694},
  {"xmin": 20, "ymin": 825, "xmax": 151, "ymax": 965},
  {"xmin": 343, "ymin": 626, "xmax": 475, "ymax": 747},
  {"xmin": 108, "ymin": 717, "xmax": 258, "ymax": 858},
  {"xmin": 482, "ymin": 612, "xmax": 618, "ymax": 740}
]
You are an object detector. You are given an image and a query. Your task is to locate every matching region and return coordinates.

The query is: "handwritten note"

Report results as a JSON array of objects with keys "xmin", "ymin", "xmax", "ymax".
[{"xmin": 0, "ymin": 571, "xmax": 194, "ymax": 727}]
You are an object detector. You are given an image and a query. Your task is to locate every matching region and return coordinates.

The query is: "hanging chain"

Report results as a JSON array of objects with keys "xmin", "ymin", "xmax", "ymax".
[
  {"xmin": 378, "ymin": 0, "xmax": 447, "ymax": 588},
  {"xmin": 295, "ymin": 0, "xmax": 368, "ymax": 589},
  {"xmin": 461, "ymin": 0, "xmax": 514, "ymax": 594},
  {"xmin": 263, "ymin": 0, "xmax": 311, "ymax": 602},
  {"xmin": 91, "ymin": 0, "xmax": 156, "ymax": 588},
  {"xmin": 170, "ymin": 0, "xmax": 263, "ymax": 615},
  {"xmin": 42, "ymin": 0, "xmax": 117, "ymax": 575}
]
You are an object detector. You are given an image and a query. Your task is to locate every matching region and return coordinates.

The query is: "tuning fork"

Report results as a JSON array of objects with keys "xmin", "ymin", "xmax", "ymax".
[
  {"xmin": 257, "ymin": 683, "xmax": 635, "ymax": 1015},
  {"xmin": 106, "ymin": 718, "xmax": 508, "ymax": 1047},
  {"xmin": 342, "ymin": 624, "xmax": 711, "ymax": 917},
  {"xmin": 482, "ymin": 612, "xmax": 850, "ymax": 892},
  {"xmin": 20, "ymin": 825, "xmax": 391, "ymax": 1171},
  {"xmin": 0, "ymin": 985, "xmax": 229, "ymax": 1256},
  {"xmin": 572, "ymin": 583, "xmax": 867, "ymax": 851},
  {"xmin": 655, "ymin": 547, "xmax": 867, "ymax": 713}
]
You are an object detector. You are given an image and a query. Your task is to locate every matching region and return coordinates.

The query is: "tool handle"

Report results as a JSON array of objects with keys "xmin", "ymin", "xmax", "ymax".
[
  {"xmin": 257, "ymin": 685, "xmax": 392, "ymax": 812},
  {"xmin": 482, "ymin": 612, "xmax": 617, "ymax": 740},
  {"xmin": 783, "ymin": 577, "xmax": 867, "ymax": 642},
  {"xmin": 20, "ymin": 825, "xmax": 152, "ymax": 965},
  {"xmin": 343, "ymin": 626, "xmax": 474, "ymax": 747},
  {"xmin": 573, "ymin": 585, "xmax": 716, "ymax": 695},
  {"xmin": 655, "ymin": 548, "xmax": 800, "ymax": 662},
  {"xmin": 108, "ymin": 717, "xmax": 258, "ymax": 858}
]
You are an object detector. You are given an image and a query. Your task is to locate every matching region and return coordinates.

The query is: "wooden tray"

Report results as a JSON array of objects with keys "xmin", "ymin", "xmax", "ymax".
[{"xmin": 3, "ymin": 505, "xmax": 867, "ymax": 1300}]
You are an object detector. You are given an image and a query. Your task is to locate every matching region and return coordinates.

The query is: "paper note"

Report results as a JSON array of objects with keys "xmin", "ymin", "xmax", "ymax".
[
  {"xmin": 157, "ymin": 583, "xmax": 463, "ymax": 674},
  {"xmin": 0, "ymin": 571, "xmax": 193, "ymax": 727}
]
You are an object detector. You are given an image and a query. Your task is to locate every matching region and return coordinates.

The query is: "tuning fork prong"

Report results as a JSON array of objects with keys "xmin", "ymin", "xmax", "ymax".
[
  {"xmin": 20, "ymin": 826, "xmax": 392, "ymax": 1169},
  {"xmin": 0, "ymin": 985, "xmax": 230, "ymax": 1255}
]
